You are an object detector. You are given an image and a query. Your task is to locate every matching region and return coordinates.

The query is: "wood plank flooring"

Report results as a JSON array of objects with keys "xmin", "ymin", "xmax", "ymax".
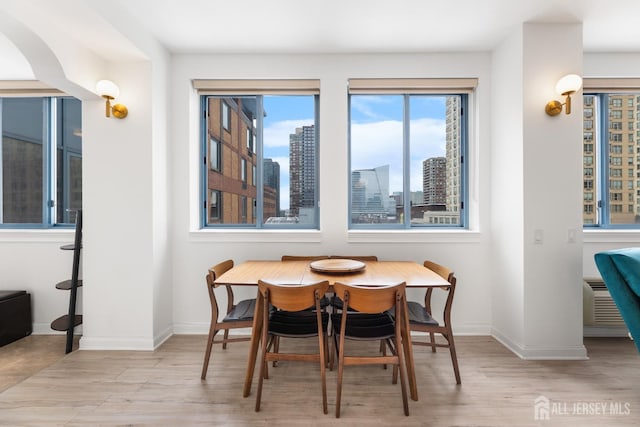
[{"xmin": 0, "ymin": 335, "xmax": 638, "ymax": 426}]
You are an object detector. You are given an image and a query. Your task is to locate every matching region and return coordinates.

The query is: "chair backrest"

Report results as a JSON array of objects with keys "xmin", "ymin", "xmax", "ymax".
[
  {"xmin": 330, "ymin": 255, "xmax": 378, "ymax": 261},
  {"xmin": 281, "ymin": 255, "xmax": 329, "ymax": 261},
  {"xmin": 258, "ymin": 280, "xmax": 330, "ymax": 312},
  {"xmin": 423, "ymin": 260, "xmax": 454, "ymax": 284},
  {"xmin": 207, "ymin": 259, "xmax": 235, "ymax": 315},
  {"xmin": 333, "ymin": 282, "xmax": 405, "ymax": 314},
  {"xmin": 208, "ymin": 259, "xmax": 234, "ymax": 284}
]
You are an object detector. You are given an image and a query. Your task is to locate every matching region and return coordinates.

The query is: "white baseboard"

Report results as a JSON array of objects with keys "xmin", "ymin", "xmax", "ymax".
[{"xmin": 491, "ymin": 327, "xmax": 588, "ymax": 360}]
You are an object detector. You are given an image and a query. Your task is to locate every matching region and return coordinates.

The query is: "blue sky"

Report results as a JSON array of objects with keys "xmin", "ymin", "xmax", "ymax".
[{"xmin": 262, "ymin": 94, "xmax": 449, "ymax": 209}]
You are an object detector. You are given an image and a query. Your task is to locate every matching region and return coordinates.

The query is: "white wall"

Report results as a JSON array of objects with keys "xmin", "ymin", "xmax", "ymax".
[
  {"xmin": 170, "ymin": 53, "xmax": 494, "ymax": 337},
  {"xmin": 3, "ymin": 15, "xmax": 639, "ymax": 358}
]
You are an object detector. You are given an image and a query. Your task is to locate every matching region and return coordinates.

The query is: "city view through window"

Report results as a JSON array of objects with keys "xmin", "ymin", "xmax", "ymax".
[
  {"xmin": 583, "ymin": 93, "xmax": 640, "ymax": 226},
  {"xmin": 204, "ymin": 95, "xmax": 317, "ymax": 226},
  {"xmin": 350, "ymin": 94, "xmax": 464, "ymax": 226}
]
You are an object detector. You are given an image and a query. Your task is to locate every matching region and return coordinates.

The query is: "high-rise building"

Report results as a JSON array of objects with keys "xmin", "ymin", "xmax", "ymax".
[
  {"xmin": 445, "ymin": 96, "xmax": 461, "ymax": 214},
  {"xmin": 289, "ymin": 125, "xmax": 316, "ymax": 216},
  {"xmin": 263, "ymin": 158, "xmax": 281, "ymax": 216},
  {"xmin": 205, "ymin": 97, "xmax": 257, "ymax": 224},
  {"xmin": 423, "ymin": 157, "xmax": 446, "ymax": 206},
  {"xmin": 583, "ymin": 94, "xmax": 639, "ymax": 224},
  {"xmin": 351, "ymin": 165, "xmax": 395, "ymax": 222}
]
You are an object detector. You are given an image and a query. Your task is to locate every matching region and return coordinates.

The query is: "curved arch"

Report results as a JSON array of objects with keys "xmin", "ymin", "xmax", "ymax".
[{"xmin": 0, "ymin": 9, "xmax": 95, "ymax": 99}]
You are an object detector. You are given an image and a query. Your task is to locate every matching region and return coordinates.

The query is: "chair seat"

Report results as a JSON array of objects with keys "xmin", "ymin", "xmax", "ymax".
[
  {"xmin": 331, "ymin": 312, "xmax": 395, "ymax": 339},
  {"xmin": 222, "ymin": 298, "xmax": 256, "ymax": 322},
  {"xmin": 388, "ymin": 302, "xmax": 439, "ymax": 326},
  {"xmin": 269, "ymin": 310, "xmax": 329, "ymax": 336}
]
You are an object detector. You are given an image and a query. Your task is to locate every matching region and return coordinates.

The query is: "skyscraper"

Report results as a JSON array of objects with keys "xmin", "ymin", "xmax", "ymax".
[
  {"xmin": 289, "ymin": 125, "xmax": 316, "ymax": 217},
  {"xmin": 422, "ymin": 157, "xmax": 446, "ymax": 206},
  {"xmin": 445, "ymin": 96, "xmax": 461, "ymax": 214},
  {"xmin": 263, "ymin": 158, "xmax": 281, "ymax": 216}
]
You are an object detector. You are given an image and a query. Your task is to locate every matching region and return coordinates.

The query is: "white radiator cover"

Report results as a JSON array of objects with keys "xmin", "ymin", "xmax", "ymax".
[{"xmin": 583, "ymin": 278, "xmax": 628, "ymax": 337}]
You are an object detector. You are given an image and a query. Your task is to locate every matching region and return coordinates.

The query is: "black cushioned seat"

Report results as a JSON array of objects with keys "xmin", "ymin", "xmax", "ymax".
[
  {"xmin": 270, "ymin": 310, "xmax": 329, "ymax": 336},
  {"xmin": 389, "ymin": 302, "xmax": 439, "ymax": 326},
  {"xmin": 222, "ymin": 299, "xmax": 256, "ymax": 322},
  {"xmin": 331, "ymin": 312, "xmax": 394, "ymax": 339}
]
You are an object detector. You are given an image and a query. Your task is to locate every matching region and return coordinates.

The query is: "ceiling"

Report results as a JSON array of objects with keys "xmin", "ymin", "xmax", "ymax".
[{"xmin": 1, "ymin": 0, "xmax": 640, "ymax": 79}]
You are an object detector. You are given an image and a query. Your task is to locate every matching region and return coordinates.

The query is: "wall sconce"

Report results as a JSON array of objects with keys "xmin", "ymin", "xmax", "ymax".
[
  {"xmin": 96, "ymin": 80, "xmax": 128, "ymax": 119},
  {"xmin": 545, "ymin": 74, "xmax": 583, "ymax": 116}
]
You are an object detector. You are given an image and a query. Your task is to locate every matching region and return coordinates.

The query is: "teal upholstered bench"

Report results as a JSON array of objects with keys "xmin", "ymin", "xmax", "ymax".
[{"xmin": 594, "ymin": 248, "xmax": 640, "ymax": 351}]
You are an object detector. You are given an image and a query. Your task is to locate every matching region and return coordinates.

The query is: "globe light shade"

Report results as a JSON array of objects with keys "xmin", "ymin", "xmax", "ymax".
[
  {"xmin": 555, "ymin": 74, "xmax": 582, "ymax": 95},
  {"xmin": 96, "ymin": 79, "xmax": 120, "ymax": 99}
]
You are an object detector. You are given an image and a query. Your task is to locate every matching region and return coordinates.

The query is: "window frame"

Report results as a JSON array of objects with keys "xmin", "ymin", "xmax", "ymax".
[
  {"xmin": 583, "ymin": 78, "xmax": 640, "ymax": 228},
  {"xmin": 0, "ymin": 95, "xmax": 81, "ymax": 229},
  {"xmin": 347, "ymin": 78, "xmax": 474, "ymax": 230},
  {"xmin": 195, "ymin": 79, "xmax": 321, "ymax": 229}
]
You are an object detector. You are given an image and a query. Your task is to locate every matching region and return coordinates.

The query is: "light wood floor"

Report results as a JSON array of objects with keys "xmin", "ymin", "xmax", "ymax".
[{"xmin": 0, "ymin": 334, "xmax": 638, "ymax": 426}]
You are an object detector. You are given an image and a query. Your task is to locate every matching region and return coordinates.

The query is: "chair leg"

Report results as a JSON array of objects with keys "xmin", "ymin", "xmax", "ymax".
[
  {"xmin": 445, "ymin": 332, "xmax": 461, "ymax": 385},
  {"xmin": 319, "ymin": 332, "xmax": 328, "ymax": 414},
  {"xmin": 395, "ymin": 335, "xmax": 409, "ymax": 416},
  {"xmin": 255, "ymin": 333, "xmax": 270, "ymax": 412},
  {"xmin": 272, "ymin": 336, "xmax": 280, "ymax": 367},
  {"xmin": 200, "ymin": 321, "xmax": 219, "ymax": 380},
  {"xmin": 429, "ymin": 331, "xmax": 437, "ymax": 352},
  {"xmin": 335, "ymin": 338, "xmax": 345, "ymax": 418},
  {"xmin": 222, "ymin": 329, "xmax": 230, "ymax": 350}
]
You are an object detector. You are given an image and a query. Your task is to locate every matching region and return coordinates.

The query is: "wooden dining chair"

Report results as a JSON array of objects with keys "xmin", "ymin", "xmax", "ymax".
[
  {"xmin": 329, "ymin": 256, "xmax": 378, "ymax": 312},
  {"xmin": 329, "ymin": 255, "xmax": 378, "ymax": 261},
  {"xmin": 255, "ymin": 280, "xmax": 331, "ymax": 414},
  {"xmin": 281, "ymin": 255, "xmax": 329, "ymax": 261},
  {"xmin": 400, "ymin": 260, "xmax": 460, "ymax": 384},
  {"xmin": 201, "ymin": 259, "xmax": 256, "ymax": 380},
  {"xmin": 331, "ymin": 282, "xmax": 409, "ymax": 418}
]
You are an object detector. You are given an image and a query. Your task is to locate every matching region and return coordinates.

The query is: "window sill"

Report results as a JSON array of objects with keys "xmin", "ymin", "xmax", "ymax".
[
  {"xmin": 0, "ymin": 228, "xmax": 74, "ymax": 243},
  {"xmin": 189, "ymin": 229, "xmax": 323, "ymax": 243},
  {"xmin": 347, "ymin": 229, "xmax": 481, "ymax": 244},
  {"xmin": 583, "ymin": 228, "xmax": 640, "ymax": 243}
]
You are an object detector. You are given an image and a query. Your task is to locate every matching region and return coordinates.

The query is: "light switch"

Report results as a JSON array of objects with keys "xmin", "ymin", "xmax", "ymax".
[{"xmin": 534, "ymin": 229, "xmax": 543, "ymax": 244}]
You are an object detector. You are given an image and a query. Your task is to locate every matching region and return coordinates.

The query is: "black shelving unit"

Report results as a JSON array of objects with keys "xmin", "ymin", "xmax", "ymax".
[{"xmin": 50, "ymin": 209, "xmax": 83, "ymax": 353}]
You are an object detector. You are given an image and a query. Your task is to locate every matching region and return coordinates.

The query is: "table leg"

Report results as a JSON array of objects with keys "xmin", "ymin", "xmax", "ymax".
[
  {"xmin": 243, "ymin": 289, "xmax": 264, "ymax": 398},
  {"xmin": 401, "ymin": 295, "xmax": 418, "ymax": 401}
]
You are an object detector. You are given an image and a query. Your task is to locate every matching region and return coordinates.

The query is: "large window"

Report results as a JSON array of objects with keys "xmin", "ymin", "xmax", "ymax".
[
  {"xmin": 348, "ymin": 79, "xmax": 472, "ymax": 228},
  {"xmin": 197, "ymin": 79, "xmax": 320, "ymax": 228},
  {"xmin": 583, "ymin": 83, "xmax": 640, "ymax": 227},
  {"xmin": 0, "ymin": 97, "xmax": 82, "ymax": 227}
]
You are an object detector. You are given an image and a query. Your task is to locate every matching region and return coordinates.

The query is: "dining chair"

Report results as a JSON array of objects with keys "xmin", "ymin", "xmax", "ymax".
[
  {"xmin": 393, "ymin": 260, "xmax": 460, "ymax": 384},
  {"xmin": 281, "ymin": 255, "xmax": 329, "ymax": 261},
  {"xmin": 255, "ymin": 279, "xmax": 331, "ymax": 414},
  {"xmin": 201, "ymin": 259, "xmax": 256, "ymax": 380},
  {"xmin": 329, "ymin": 255, "xmax": 378, "ymax": 261},
  {"xmin": 331, "ymin": 281, "xmax": 409, "ymax": 418},
  {"xmin": 329, "ymin": 256, "xmax": 378, "ymax": 312}
]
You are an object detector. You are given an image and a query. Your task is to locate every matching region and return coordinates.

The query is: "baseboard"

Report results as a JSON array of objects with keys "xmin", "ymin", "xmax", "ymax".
[
  {"xmin": 491, "ymin": 327, "xmax": 588, "ymax": 360},
  {"xmin": 583, "ymin": 325, "xmax": 629, "ymax": 337},
  {"xmin": 79, "ymin": 336, "xmax": 156, "ymax": 351}
]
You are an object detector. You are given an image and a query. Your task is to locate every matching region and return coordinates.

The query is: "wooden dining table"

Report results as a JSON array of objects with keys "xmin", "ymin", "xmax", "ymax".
[{"xmin": 214, "ymin": 259, "xmax": 450, "ymax": 402}]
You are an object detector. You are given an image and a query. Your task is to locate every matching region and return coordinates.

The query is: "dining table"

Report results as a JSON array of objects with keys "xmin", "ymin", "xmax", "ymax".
[{"xmin": 214, "ymin": 259, "xmax": 450, "ymax": 402}]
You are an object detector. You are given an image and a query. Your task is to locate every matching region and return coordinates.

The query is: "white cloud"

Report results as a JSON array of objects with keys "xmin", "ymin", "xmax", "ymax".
[
  {"xmin": 264, "ymin": 119, "xmax": 314, "ymax": 148},
  {"xmin": 351, "ymin": 117, "xmax": 446, "ymax": 192}
]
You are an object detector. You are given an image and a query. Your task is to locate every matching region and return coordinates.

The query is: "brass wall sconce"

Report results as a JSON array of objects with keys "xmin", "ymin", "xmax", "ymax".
[
  {"xmin": 545, "ymin": 74, "xmax": 583, "ymax": 116},
  {"xmin": 96, "ymin": 79, "xmax": 128, "ymax": 119}
]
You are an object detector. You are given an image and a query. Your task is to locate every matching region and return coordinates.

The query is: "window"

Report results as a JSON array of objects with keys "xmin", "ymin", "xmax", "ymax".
[
  {"xmin": 0, "ymin": 97, "xmax": 82, "ymax": 227},
  {"xmin": 209, "ymin": 137, "xmax": 221, "ymax": 171},
  {"xmin": 197, "ymin": 79, "xmax": 320, "ymax": 228},
  {"xmin": 209, "ymin": 190, "xmax": 221, "ymax": 221},
  {"xmin": 584, "ymin": 83, "xmax": 640, "ymax": 227},
  {"xmin": 222, "ymin": 101, "xmax": 231, "ymax": 131},
  {"xmin": 348, "ymin": 78, "xmax": 473, "ymax": 228}
]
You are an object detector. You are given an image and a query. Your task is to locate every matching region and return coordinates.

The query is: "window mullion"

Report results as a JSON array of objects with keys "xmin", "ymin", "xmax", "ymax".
[
  {"xmin": 403, "ymin": 94, "xmax": 411, "ymax": 228},
  {"xmin": 256, "ymin": 96, "xmax": 264, "ymax": 228}
]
